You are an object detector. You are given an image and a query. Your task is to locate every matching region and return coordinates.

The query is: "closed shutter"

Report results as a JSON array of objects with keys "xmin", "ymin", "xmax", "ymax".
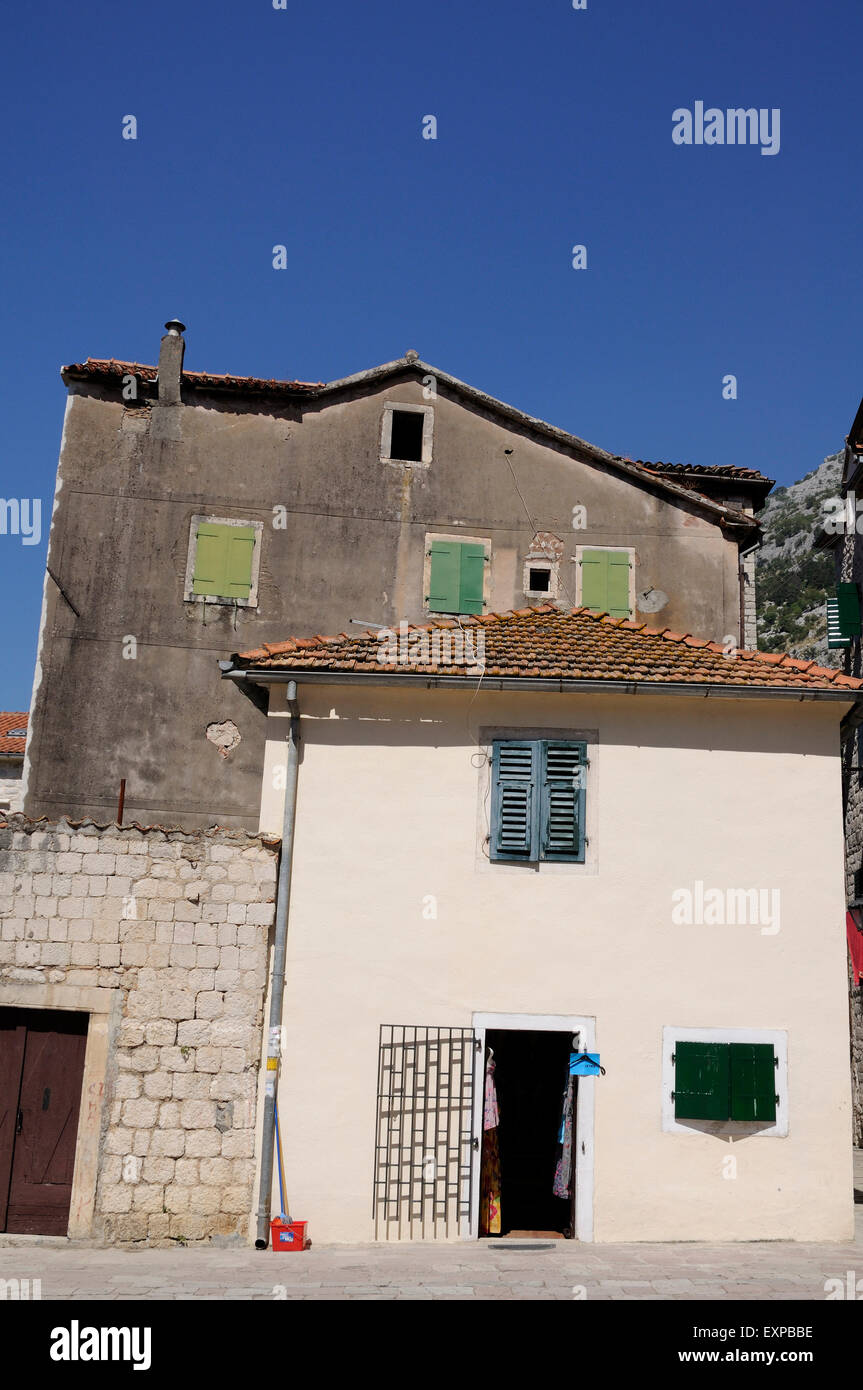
[
  {"xmin": 490, "ymin": 741, "xmax": 538, "ymax": 861},
  {"xmin": 429, "ymin": 541, "xmax": 486, "ymax": 615},
  {"xmin": 729, "ymin": 1043, "xmax": 776, "ymax": 1122},
  {"xmin": 428, "ymin": 541, "xmax": 462, "ymax": 614},
  {"xmin": 458, "ymin": 544, "xmax": 486, "ymax": 615},
  {"xmin": 673, "ymin": 1041, "xmax": 729, "ymax": 1120},
  {"xmin": 192, "ymin": 523, "xmax": 256, "ymax": 599},
  {"xmin": 541, "ymin": 741, "xmax": 586, "ymax": 861},
  {"xmin": 580, "ymin": 549, "xmax": 632, "ymax": 618}
]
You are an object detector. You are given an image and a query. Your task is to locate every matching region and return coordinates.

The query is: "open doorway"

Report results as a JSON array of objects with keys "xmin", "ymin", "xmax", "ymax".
[{"xmin": 480, "ymin": 1027, "xmax": 576, "ymax": 1238}]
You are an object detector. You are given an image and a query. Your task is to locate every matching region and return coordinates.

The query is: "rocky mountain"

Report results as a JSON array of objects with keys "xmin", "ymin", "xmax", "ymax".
[{"xmin": 755, "ymin": 450, "xmax": 843, "ymax": 664}]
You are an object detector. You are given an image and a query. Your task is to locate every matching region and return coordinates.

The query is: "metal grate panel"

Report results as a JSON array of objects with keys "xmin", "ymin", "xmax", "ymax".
[{"xmin": 374, "ymin": 1026, "xmax": 477, "ymax": 1237}]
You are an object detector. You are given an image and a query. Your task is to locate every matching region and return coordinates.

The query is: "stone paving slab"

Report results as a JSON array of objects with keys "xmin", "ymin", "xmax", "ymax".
[{"xmin": 0, "ymin": 1209, "xmax": 860, "ymax": 1301}]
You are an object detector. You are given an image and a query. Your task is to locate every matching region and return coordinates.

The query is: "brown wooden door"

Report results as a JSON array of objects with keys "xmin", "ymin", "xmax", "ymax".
[{"xmin": 0, "ymin": 1008, "xmax": 88, "ymax": 1235}]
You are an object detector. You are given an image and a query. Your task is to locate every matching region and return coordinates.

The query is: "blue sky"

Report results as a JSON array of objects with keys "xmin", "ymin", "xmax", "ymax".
[{"xmin": 1, "ymin": 0, "xmax": 860, "ymax": 708}]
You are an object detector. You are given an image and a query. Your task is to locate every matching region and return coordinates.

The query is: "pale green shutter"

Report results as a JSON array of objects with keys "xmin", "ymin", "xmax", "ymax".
[
  {"xmin": 458, "ymin": 544, "xmax": 485, "ymax": 615},
  {"xmin": 580, "ymin": 549, "xmax": 631, "ymax": 617},
  {"xmin": 429, "ymin": 541, "xmax": 485, "ymax": 615},
  {"xmin": 193, "ymin": 523, "xmax": 255, "ymax": 599}
]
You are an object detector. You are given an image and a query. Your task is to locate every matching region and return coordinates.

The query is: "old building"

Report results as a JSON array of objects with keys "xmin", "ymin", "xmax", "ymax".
[
  {"xmin": 224, "ymin": 606, "xmax": 859, "ymax": 1244},
  {"xmin": 23, "ymin": 321, "xmax": 770, "ymax": 832},
  {"xmin": 0, "ymin": 714, "xmax": 27, "ymax": 813}
]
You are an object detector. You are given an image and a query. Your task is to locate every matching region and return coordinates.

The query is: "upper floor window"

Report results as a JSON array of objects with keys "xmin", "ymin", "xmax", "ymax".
[
  {"xmin": 381, "ymin": 402, "xmax": 434, "ymax": 465},
  {"xmin": 490, "ymin": 739, "xmax": 586, "ymax": 863},
  {"xmin": 183, "ymin": 516, "xmax": 263, "ymax": 608},
  {"xmin": 425, "ymin": 534, "xmax": 489, "ymax": 615},
  {"xmin": 574, "ymin": 546, "xmax": 634, "ymax": 618}
]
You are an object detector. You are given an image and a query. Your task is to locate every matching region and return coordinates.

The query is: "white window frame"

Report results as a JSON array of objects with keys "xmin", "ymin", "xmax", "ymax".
[
  {"xmin": 380, "ymin": 401, "xmax": 434, "ymax": 466},
  {"xmin": 572, "ymin": 545, "xmax": 636, "ymax": 615},
  {"xmin": 522, "ymin": 558, "xmax": 559, "ymax": 600},
  {"xmin": 183, "ymin": 515, "xmax": 264, "ymax": 609},
  {"xmin": 661, "ymin": 1025, "xmax": 788, "ymax": 1138},
  {"xmin": 469, "ymin": 1012, "xmax": 596, "ymax": 1242}
]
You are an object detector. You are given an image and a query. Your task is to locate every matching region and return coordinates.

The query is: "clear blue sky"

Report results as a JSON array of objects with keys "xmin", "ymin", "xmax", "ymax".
[{"xmin": 1, "ymin": 0, "xmax": 860, "ymax": 708}]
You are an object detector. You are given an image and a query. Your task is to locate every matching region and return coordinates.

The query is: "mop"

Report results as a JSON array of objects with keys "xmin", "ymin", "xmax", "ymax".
[{"xmin": 274, "ymin": 1095, "xmax": 289, "ymax": 1222}]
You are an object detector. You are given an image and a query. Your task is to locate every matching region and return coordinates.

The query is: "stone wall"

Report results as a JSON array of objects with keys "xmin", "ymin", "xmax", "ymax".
[
  {"xmin": 0, "ymin": 814, "xmax": 279, "ymax": 1244},
  {"xmin": 0, "ymin": 764, "xmax": 23, "ymax": 812}
]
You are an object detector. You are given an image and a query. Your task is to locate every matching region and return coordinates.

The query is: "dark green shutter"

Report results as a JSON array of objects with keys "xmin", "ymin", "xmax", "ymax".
[
  {"xmin": 827, "ymin": 583, "xmax": 861, "ymax": 647},
  {"xmin": 192, "ymin": 523, "xmax": 255, "ymax": 599},
  {"xmin": 729, "ymin": 1044, "xmax": 776, "ymax": 1122},
  {"xmin": 674, "ymin": 1042, "xmax": 730, "ymax": 1120},
  {"xmin": 490, "ymin": 741, "xmax": 538, "ymax": 861},
  {"xmin": 428, "ymin": 541, "xmax": 486, "ymax": 615},
  {"xmin": 580, "ymin": 549, "xmax": 632, "ymax": 618},
  {"xmin": 541, "ymin": 741, "xmax": 586, "ymax": 862}
]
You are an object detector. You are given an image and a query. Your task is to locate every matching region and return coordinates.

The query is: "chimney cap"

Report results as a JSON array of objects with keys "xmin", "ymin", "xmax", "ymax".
[{"xmin": 164, "ymin": 319, "xmax": 186, "ymax": 336}]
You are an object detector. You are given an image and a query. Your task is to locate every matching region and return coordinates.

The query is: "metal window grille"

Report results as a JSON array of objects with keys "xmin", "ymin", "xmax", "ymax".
[{"xmin": 374, "ymin": 1026, "xmax": 477, "ymax": 1236}]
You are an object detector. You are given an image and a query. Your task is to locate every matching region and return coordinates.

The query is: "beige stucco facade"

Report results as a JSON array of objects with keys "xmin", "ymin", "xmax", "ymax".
[{"xmin": 257, "ymin": 681, "xmax": 854, "ymax": 1244}]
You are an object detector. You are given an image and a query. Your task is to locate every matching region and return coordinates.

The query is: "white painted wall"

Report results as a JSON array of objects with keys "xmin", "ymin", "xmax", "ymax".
[
  {"xmin": 258, "ymin": 683, "xmax": 854, "ymax": 1244},
  {"xmin": 0, "ymin": 763, "xmax": 23, "ymax": 811}
]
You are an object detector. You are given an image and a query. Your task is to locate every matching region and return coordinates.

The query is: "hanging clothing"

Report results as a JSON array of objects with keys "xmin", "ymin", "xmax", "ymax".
[
  {"xmin": 848, "ymin": 910, "xmax": 863, "ymax": 987},
  {"xmin": 479, "ymin": 1055, "xmax": 501, "ymax": 1235},
  {"xmin": 553, "ymin": 1075, "xmax": 574, "ymax": 1199}
]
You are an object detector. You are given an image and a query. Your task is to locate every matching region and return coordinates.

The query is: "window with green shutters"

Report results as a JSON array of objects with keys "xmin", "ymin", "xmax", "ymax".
[
  {"xmin": 188, "ymin": 520, "xmax": 259, "ymax": 603},
  {"xmin": 490, "ymin": 738, "xmax": 586, "ymax": 863},
  {"xmin": 673, "ymin": 1041, "xmax": 777, "ymax": 1122},
  {"xmin": 826, "ymin": 582, "xmax": 861, "ymax": 648},
  {"xmin": 427, "ymin": 539, "xmax": 487, "ymax": 615},
  {"xmin": 578, "ymin": 548, "xmax": 633, "ymax": 618}
]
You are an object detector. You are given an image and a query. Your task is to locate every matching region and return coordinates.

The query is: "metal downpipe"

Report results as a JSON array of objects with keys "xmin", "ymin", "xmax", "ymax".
[{"xmin": 255, "ymin": 680, "xmax": 300, "ymax": 1249}]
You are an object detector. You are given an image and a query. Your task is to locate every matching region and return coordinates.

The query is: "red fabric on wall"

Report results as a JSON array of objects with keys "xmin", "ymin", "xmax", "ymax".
[{"xmin": 847, "ymin": 911, "xmax": 863, "ymax": 986}]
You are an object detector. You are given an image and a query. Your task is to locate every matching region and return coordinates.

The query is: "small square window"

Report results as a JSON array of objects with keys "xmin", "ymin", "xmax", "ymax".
[
  {"xmin": 388, "ymin": 410, "xmax": 425, "ymax": 462},
  {"xmin": 183, "ymin": 516, "xmax": 263, "ymax": 608},
  {"xmin": 528, "ymin": 567, "xmax": 551, "ymax": 593}
]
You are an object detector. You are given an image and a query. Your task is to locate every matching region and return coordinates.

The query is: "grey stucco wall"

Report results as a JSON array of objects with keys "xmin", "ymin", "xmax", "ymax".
[{"xmin": 26, "ymin": 365, "xmax": 751, "ymax": 830}]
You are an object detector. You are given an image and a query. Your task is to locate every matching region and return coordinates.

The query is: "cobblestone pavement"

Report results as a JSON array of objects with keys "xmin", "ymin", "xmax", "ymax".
[{"xmin": 1, "ymin": 1211, "xmax": 861, "ymax": 1301}]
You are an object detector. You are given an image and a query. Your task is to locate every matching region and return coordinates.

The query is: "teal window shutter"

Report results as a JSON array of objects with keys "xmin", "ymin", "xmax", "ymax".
[
  {"xmin": 673, "ymin": 1042, "xmax": 730, "ymax": 1120},
  {"xmin": 729, "ymin": 1043, "xmax": 777, "ymax": 1122},
  {"xmin": 827, "ymin": 583, "xmax": 861, "ymax": 647},
  {"xmin": 541, "ymin": 741, "xmax": 586, "ymax": 862},
  {"xmin": 428, "ymin": 540, "xmax": 486, "ymax": 615},
  {"xmin": 490, "ymin": 741, "xmax": 538, "ymax": 861}
]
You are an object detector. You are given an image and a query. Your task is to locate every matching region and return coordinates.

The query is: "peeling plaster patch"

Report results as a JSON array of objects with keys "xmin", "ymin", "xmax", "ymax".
[
  {"xmin": 206, "ymin": 720, "xmax": 241, "ymax": 758},
  {"xmin": 637, "ymin": 587, "xmax": 668, "ymax": 613}
]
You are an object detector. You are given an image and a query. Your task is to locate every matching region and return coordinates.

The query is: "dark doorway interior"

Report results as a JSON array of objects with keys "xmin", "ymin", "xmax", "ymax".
[
  {"xmin": 0, "ymin": 1007, "xmax": 88, "ymax": 1235},
  {"xmin": 484, "ymin": 1028, "xmax": 575, "ymax": 1237}
]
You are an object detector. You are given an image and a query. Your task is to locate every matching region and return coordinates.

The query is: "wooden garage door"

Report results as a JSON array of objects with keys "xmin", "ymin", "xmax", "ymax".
[{"xmin": 0, "ymin": 1008, "xmax": 88, "ymax": 1235}]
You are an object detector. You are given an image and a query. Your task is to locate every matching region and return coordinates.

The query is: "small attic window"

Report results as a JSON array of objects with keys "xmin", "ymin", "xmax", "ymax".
[
  {"xmin": 389, "ymin": 410, "xmax": 424, "ymax": 462},
  {"xmin": 6, "ymin": 729, "xmax": 26, "ymax": 738},
  {"xmin": 528, "ymin": 567, "xmax": 551, "ymax": 593},
  {"xmin": 381, "ymin": 402, "xmax": 433, "ymax": 465}
]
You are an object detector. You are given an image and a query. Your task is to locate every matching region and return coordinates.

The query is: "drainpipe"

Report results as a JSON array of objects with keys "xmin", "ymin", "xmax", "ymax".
[{"xmin": 255, "ymin": 679, "xmax": 300, "ymax": 1249}]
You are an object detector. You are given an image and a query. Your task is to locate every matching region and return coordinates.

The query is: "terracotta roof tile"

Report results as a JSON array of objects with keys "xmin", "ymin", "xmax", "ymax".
[
  {"xmin": 62, "ymin": 359, "xmax": 323, "ymax": 398},
  {"xmin": 232, "ymin": 607, "xmax": 861, "ymax": 693},
  {"xmin": 0, "ymin": 712, "xmax": 27, "ymax": 755}
]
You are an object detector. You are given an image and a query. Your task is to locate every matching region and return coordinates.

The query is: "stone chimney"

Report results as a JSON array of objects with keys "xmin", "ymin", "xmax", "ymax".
[{"xmin": 157, "ymin": 319, "xmax": 186, "ymax": 405}]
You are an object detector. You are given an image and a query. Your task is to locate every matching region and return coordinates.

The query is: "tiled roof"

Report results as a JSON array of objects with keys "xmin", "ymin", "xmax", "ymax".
[
  {"xmin": 633, "ymin": 461, "xmax": 773, "ymax": 485},
  {"xmin": 0, "ymin": 712, "xmax": 27, "ymax": 755},
  {"xmin": 234, "ymin": 606, "xmax": 862, "ymax": 692},
  {"xmin": 62, "ymin": 359, "xmax": 324, "ymax": 398}
]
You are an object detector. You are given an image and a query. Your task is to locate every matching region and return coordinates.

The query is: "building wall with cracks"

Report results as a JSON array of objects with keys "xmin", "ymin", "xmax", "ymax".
[{"xmin": 0, "ymin": 815, "xmax": 278, "ymax": 1245}]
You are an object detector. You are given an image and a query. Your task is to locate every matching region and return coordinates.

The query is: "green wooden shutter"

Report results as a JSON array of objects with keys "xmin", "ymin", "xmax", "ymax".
[
  {"xmin": 673, "ymin": 1042, "xmax": 730, "ymax": 1120},
  {"xmin": 540, "ymin": 741, "xmax": 586, "ymax": 861},
  {"xmin": 729, "ymin": 1043, "xmax": 776, "ymax": 1122},
  {"xmin": 580, "ymin": 549, "xmax": 632, "ymax": 618},
  {"xmin": 490, "ymin": 741, "xmax": 538, "ymax": 861},
  {"xmin": 580, "ymin": 549, "xmax": 607, "ymax": 611},
  {"xmin": 606, "ymin": 551, "xmax": 633, "ymax": 618},
  {"xmin": 458, "ymin": 544, "xmax": 486, "ymax": 615},
  {"xmin": 193, "ymin": 523, "xmax": 255, "ymax": 599},
  {"xmin": 224, "ymin": 527, "xmax": 256, "ymax": 599},
  {"xmin": 428, "ymin": 541, "xmax": 485, "ymax": 615},
  {"xmin": 827, "ymin": 583, "xmax": 862, "ymax": 647},
  {"xmin": 428, "ymin": 541, "xmax": 461, "ymax": 613}
]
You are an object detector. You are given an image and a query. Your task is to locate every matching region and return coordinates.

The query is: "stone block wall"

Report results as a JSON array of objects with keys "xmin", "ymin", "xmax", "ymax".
[{"xmin": 0, "ymin": 814, "xmax": 279, "ymax": 1244}]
